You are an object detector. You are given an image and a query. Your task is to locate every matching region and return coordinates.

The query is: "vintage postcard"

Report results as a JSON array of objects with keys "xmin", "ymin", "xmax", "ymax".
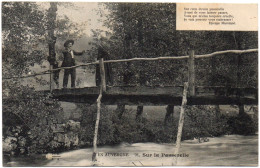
[{"xmin": 2, "ymin": 1, "xmax": 258, "ymax": 167}]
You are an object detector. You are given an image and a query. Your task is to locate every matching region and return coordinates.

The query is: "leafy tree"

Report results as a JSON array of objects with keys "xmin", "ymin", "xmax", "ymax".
[
  {"xmin": 2, "ymin": 2, "xmax": 87, "ymax": 78},
  {"xmin": 2, "ymin": 2, "xmax": 47, "ymax": 77},
  {"xmin": 2, "ymin": 2, "xmax": 86, "ymax": 154},
  {"xmin": 93, "ymin": 3, "xmax": 257, "ymax": 87}
]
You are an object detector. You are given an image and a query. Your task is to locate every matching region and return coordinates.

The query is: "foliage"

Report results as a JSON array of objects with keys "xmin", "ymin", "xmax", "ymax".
[
  {"xmin": 79, "ymin": 104, "xmax": 115, "ymax": 146},
  {"xmin": 77, "ymin": 105, "xmax": 240, "ymax": 145},
  {"xmin": 91, "ymin": 3, "xmax": 258, "ymax": 87},
  {"xmin": 184, "ymin": 106, "xmax": 230, "ymax": 139},
  {"xmin": 2, "ymin": 2, "xmax": 87, "ymax": 77},
  {"xmin": 2, "ymin": 2, "xmax": 48, "ymax": 77},
  {"xmin": 227, "ymin": 112, "xmax": 257, "ymax": 135},
  {"xmin": 2, "ymin": 2, "xmax": 86, "ymax": 154}
]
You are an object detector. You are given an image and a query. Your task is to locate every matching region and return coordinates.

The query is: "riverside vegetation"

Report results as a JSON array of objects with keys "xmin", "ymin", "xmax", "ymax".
[{"xmin": 3, "ymin": 99, "xmax": 258, "ymax": 157}]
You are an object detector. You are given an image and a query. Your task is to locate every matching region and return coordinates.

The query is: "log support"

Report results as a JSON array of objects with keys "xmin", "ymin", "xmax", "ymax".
[
  {"xmin": 215, "ymin": 105, "xmax": 220, "ymax": 118},
  {"xmin": 164, "ymin": 105, "xmax": 174, "ymax": 125},
  {"xmin": 238, "ymin": 104, "xmax": 245, "ymax": 115},
  {"xmin": 136, "ymin": 106, "xmax": 143, "ymax": 121},
  {"xmin": 116, "ymin": 104, "xmax": 125, "ymax": 119}
]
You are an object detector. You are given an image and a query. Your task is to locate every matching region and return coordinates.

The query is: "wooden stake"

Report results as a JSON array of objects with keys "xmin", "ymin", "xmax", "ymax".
[
  {"xmin": 92, "ymin": 87, "xmax": 102, "ymax": 165},
  {"xmin": 215, "ymin": 105, "xmax": 220, "ymax": 118},
  {"xmin": 238, "ymin": 104, "xmax": 245, "ymax": 116},
  {"xmin": 116, "ymin": 104, "xmax": 125, "ymax": 119},
  {"xmin": 173, "ymin": 82, "xmax": 188, "ymax": 166},
  {"xmin": 99, "ymin": 58, "xmax": 106, "ymax": 92},
  {"xmin": 164, "ymin": 105, "xmax": 174, "ymax": 125},
  {"xmin": 188, "ymin": 50, "xmax": 195, "ymax": 96},
  {"xmin": 136, "ymin": 105, "xmax": 144, "ymax": 121}
]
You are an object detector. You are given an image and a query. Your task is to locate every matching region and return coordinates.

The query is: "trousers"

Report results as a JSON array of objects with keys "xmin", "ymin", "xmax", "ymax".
[{"xmin": 63, "ymin": 68, "xmax": 76, "ymax": 88}]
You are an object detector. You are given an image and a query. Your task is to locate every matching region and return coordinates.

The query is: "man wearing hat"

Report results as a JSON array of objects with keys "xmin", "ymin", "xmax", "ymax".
[{"xmin": 62, "ymin": 39, "xmax": 85, "ymax": 88}]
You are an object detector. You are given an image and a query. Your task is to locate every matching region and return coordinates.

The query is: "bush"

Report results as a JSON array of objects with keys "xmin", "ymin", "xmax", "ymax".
[
  {"xmin": 78, "ymin": 104, "xmax": 256, "ymax": 146},
  {"xmin": 227, "ymin": 112, "xmax": 257, "ymax": 135},
  {"xmin": 2, "ymin": 82, "xmax": 64, "ymax": 154},
  {"xmin": 183, "ymin": 105, "xmax": 230, "ymax": 140},
  {"xmin": 79, "ymin": 104, "xmax": 115, "ymax": 146}
]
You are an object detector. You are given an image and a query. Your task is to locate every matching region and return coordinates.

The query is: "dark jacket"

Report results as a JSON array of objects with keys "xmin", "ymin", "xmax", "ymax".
[{"xmin": 61, "ymin": 50, "xmax": 84, "ymax": 67}]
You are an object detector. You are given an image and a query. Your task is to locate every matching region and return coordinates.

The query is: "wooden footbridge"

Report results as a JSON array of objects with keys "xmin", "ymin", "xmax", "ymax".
[
  {"xmin": 4, "ymin": 48, "xmax": 257, "ymax": 106},
  {"xmin": 47, "ymin": 48, "xmax": 258, "ymax": 165},
  {"xmin": 42, "ymin": 49, "xmax": 257, "ymax": 106},
  {"xmin": 46, "ymin": 48, "xmax": 257, "ymax": 165},
  {"xmin": 3, "ymin": 48, "xmax": 258, "ymax": 165}
]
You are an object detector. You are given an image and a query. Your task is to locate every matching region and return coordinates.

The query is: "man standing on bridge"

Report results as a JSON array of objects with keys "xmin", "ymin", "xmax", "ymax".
[{"xmin": 61, "ymin": 39, "xmax": 86, "ymax": 88}]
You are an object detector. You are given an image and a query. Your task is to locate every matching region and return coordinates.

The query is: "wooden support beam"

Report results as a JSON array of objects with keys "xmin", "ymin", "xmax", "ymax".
[
  {"xmin": 164, "ymin": 105, "xmax": 174, "ymax": 125},
  {"xmin": 136, "ymin": 106, "xmax": 143, "ymax": 121},
  {"xmin": 173, "ymin": 82, "xmax": 188, "ymax": 166},
  {"xmin": 116, "ymin": 104, "xmax": 125, "ymax": 119},
  {"xmin": 99, "ymin": 58, "xmax": 106, "ymax": 92},
  {"xmin": 238, "ymin": 104, "xmax": 245, "ymax": 115},
  {"xmin": 215, "ymin": 105, "xmax": 220, "ymax": 118},
  {"xmin": 188, "ymin": 50, "xmax": 195, "ymax": 96}
]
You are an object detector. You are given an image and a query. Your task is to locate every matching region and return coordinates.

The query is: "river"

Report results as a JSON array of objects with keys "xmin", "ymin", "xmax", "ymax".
[{"xmin": 4, "ymin": 134, "xmax": 257, "ymax": 166}]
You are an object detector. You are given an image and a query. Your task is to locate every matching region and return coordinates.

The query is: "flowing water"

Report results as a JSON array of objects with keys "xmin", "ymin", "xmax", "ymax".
[{"xmin": 4, "ymin": 134, "xmax": 258, "ymax": 166}]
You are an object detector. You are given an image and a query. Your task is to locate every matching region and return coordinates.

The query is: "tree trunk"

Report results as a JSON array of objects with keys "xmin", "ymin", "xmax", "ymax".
[
  {"xmin": 47, "ymin": 2, "xmax": 57, "ymax": 58},
  {"xmin": 47, "ymin": 2, "xmax": 58, "ymax": 89}
]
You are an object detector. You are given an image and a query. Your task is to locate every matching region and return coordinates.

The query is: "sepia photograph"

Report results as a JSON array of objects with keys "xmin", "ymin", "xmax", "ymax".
[{"xmin": 2, "ymin": 1, "xmax": 258, "ymax": 166}]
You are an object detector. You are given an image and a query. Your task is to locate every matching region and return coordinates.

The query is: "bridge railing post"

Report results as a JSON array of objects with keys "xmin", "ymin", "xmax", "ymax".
[
  {"xmin": 99, "ymin": 58, "xmax": 106, "ymax": 92},
  {"xmin": 188, "ymin": 50, "xmax": 195, "ymax": 96}
]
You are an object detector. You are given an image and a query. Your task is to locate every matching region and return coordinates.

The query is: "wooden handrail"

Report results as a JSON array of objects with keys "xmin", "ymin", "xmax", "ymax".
[{"xmin": 3, "ymin": 48, "xmax": 258, "ymax": 80}]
